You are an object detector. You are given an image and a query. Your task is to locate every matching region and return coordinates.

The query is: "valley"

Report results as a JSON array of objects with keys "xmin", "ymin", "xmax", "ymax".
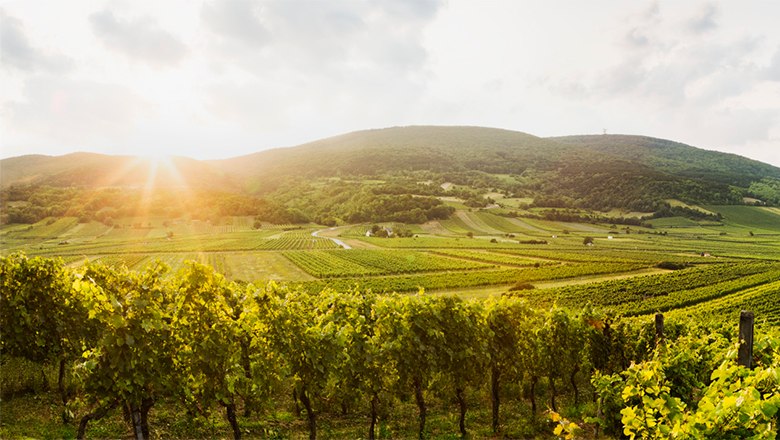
[
  {"xmin": 3, "ymin": 201, "xmax": 779, "ymax": 323},
  {"xmin": 3, "ymin": 126, "xmax": 780, "ymax": 439}
]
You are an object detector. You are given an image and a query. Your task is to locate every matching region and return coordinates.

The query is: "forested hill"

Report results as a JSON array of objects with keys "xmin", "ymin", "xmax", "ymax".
[
  {"xmin": 211, "ymin": 126, "xmax": 570, "ymax": 185},
  {"xmin": 550, "ymin": 134, "xmax": 780, "ymax": 188},
  {"xmin": 2, "ymin": 126, "xmax": 780, "ymax": 224}
]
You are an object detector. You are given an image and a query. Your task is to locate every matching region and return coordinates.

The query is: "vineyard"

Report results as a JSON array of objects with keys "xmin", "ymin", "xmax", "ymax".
[
  {"xmin": 513, "ymin": 262, "xmax": 780, "ymax": 308},
  {"xmin": 664, "ymin": 280, "xmax": 780, "ymax": 327},
  {"xmin": 1, "ymin": 254, "xmax": 778, "ymax": 440},
  {"xmin": 431, "ymin": 249, "xmax": 556, "ymax": 267},
  {"xmin": 255, "ymin": 236, "xmax": 339, "ymax": 250},
  {"xmin": 2, "ymin": 205, "xmax": 780, "ymax": 439}
]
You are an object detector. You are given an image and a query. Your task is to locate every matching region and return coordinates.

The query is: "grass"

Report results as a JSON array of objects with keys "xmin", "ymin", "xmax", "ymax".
[
  {"xmin": 665, "ymin": 199, "xmax": 717, "ymax": 215},
  {"xmin": 10, "ymin": 217, "xmax": 80, "ymax": 238},
  {"xmin": 0, "ymin": 382, "xmax": 578, "ymax": 440},
  {"xmin": 706, "ymin": 205, "xmax": 780, "ymax": 232},
  {"xmin": 645, "ymin": 216, "xmax": 701, "ymax": 228},
  {"xmin": 455, "ymin": 211, "xmax": 505, "ymax": 235}
]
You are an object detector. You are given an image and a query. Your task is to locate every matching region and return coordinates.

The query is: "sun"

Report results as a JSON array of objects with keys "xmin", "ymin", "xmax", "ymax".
[{"xmin": 138, "ymin": 153, "xmax": 173, "ymax": 165}]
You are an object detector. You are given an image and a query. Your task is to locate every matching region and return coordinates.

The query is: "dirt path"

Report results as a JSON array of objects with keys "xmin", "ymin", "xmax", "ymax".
[{"xmin": 311, "ymin": 227, "xmax": 352, "ymax": 249}]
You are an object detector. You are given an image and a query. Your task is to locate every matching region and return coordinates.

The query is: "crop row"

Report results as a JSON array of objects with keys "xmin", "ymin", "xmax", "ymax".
[
  {"xmin": 330, "ymin": 250, "xmax": 491, "ymax": 273},
  {"xmin": 666, "ymin": 280, "xmax": 780, "ymax": 327},
  {"xmin": 431, "ymin": 249, "xmax": 556, "ymax": 267},
  {"xmin": 283, "ymin": 250, "xmax": 492, "ymax": 278},
  {"xmin": 280, "ymin": 230, "xmax": 318, "ymax": 239},
  {"xmin": 297, "ymin": 261, "xmax": 646, "ymax": 293},
  {"xmin": 95, "ymin": 254, "xmax": 150, "ymax": 269},
  {"xmin": 472, "ymin": 212, "xmax": 536, "ymax": 233},
  {"xmin": 612, "ymin": 269, "xmax": 780, "ymax": 316},
  {"xmin": 521, "ymin": 262, "xmax": 778, "ymax": 307},
  {"xmin": 495, "ymin": 249, "xmax": 638, "ymax": 264},
  {"xmin": 9, "ymin": 217, "xmax": 80, "ymax": 239},
  {"xmin": 360, "ymin": 236, "xmax": 530, "ymax": 249},
  {"xmin": 283, "ymin": 251, "xmax": 382, "ymax": 278},
  {"xmin": 257, "ymin": 237, "xmax": 339, "ymax": 250}
]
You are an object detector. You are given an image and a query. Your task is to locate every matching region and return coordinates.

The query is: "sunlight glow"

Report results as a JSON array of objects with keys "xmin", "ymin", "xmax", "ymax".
[{"xmin": 138, "ymin": 153, "xmax": 174, "ymax": 166}]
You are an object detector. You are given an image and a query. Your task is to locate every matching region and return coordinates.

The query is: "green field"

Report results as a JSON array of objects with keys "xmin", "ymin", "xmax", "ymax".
[
  {"xmin": 3, "ymin": 126, "xmax": 780, "ymax": 438},
  {"xmin": 2, "ymin": 206, "xmax": 778, "ymax": 319}
]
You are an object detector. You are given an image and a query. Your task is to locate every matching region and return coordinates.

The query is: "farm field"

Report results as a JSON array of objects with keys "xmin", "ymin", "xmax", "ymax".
[
  {"xmin": 3, "ymin": 130, "xmax": 780, "ymax": 439},
  {"xmin": 2, "ymin": 205, "xmax": 778, "ymax": 324}
]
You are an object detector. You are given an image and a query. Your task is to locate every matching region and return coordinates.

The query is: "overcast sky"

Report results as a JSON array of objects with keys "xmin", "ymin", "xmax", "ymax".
[{"xmin": 1, "ymin": 0, "xmax": 779, "ymax": 166}]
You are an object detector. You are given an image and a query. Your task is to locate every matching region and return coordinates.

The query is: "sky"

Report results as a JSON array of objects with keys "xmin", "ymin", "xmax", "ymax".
[{"xmin": 1, "ymin": 0, "xmax": 779, "ymax": 166}]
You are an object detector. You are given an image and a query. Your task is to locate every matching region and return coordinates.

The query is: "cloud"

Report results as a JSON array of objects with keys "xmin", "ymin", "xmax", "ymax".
[
  {"xmin": 89, "ymin": 9, "xmax": 188, "ymax": 67},
  {"xmin": 624, "ymin": 27, "xmax": 650, "ymax": 48},
  {"xmin": 587, "ymin": 4, "xmax": 761, "ymax": 107},
  {"xmin": 4, "ymin": 77, "xmax": 152, "ymax": 145},
  {"xmin": 0, "ymin": 9, "xmax": 72, "ymax": 73},
  {"xmin": 702, "ymin": 108, "xmax": 777, "ymax": 145},
  {"xmin": 201, "ymin": 0, "xmax": 270, "ymax": 46},
  {"xmin": 687, "ymin": 3, "xmax": 719, "ymax": 34},
  {"xmin": 198, "ymin": 0, "xmax": 441, "ymax": 141},
  {"xmin": 766, "ymin": 46, "xmax": 780, "ymax": 81},
  {"xmin": 201, "ymin": 0, "xmax": 442, "ymax": 75}
]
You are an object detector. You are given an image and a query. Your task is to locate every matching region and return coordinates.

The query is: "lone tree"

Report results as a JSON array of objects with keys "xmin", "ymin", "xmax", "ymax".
[{"xmin": 583, "ymin": 237, "xmax": 594, "ymax": 245}]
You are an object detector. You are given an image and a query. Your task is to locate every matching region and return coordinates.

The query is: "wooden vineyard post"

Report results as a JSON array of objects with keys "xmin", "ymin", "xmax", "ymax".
[
  {"xmin": 738, "ymin": 310, "xmax": 754, "ymax": 369},
  {"xmin": 654, "ymin": 313, "xmax": 664, "ymax": 346}
]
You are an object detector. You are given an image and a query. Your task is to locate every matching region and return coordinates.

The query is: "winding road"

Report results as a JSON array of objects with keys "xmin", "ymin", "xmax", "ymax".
[{"xmin": 311, "ymin": 227, "xmax": 352, "ymax": 249}]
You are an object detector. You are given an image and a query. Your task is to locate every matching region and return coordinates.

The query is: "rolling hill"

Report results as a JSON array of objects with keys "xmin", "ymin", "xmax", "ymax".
[
  {"xmin": 0, "ymin": 153, "xmax": 235, "ymax": 191},
  {"xmin": 550, "ymin": 134, "xmax": 780, "ymax": 188},
  {"xmin": 2, "ymin": 126, "xmax": 779, "ymax": 221}
]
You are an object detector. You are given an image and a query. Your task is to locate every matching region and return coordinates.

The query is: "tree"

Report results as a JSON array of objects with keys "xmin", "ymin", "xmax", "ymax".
[{"xmin": 583, "ymin": 236, "xmax": 594, "ymax": 245}]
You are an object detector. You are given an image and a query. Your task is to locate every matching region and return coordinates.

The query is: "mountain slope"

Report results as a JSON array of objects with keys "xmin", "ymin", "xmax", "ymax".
[
  {"xmin": 209, "ymin": 126, "xmax": 571, "ymax": 191},
  {"xmin": 0, "ymin": 153, "xmax": 236, "ymax": 190},
  {"xmin": 550, "ymin": 134, "xmax": 780, "ymax": 187},
  {"xmin": 3, "ymin": 126, "xmax": 779, "ymax": 213}
]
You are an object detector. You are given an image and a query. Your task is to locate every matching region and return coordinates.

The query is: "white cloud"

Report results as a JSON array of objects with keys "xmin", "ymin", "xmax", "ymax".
[
  {"xmin": 0, "ymin": 0, "xmax": 778, "ymax": 167},
  {"xmin": 89, "ymin": 9, "xmax": 188, "ymax": 67},
  {"xmin": 687, "ymin": 2, "xmax": 719, "ymax": 34},
  {"xmin": 4, "ymin": 77, "xmax": 152, "ymax": 147},
  {"xmin": 201, "ymin": 0, "xmax": 270, "ymax": 46},
  {"xmin": 766, "ymin": 46, "xmax": 780, "ymax": 81},
  {"xmin": 0, "ymin": 9, "xmax": 72, "ymax": 73}
]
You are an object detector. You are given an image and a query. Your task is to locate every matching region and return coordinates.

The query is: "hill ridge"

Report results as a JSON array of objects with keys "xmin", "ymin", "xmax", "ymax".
[{"xmin": 2, "ymin": 126, "xmax": 779, "ymax": 211}]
